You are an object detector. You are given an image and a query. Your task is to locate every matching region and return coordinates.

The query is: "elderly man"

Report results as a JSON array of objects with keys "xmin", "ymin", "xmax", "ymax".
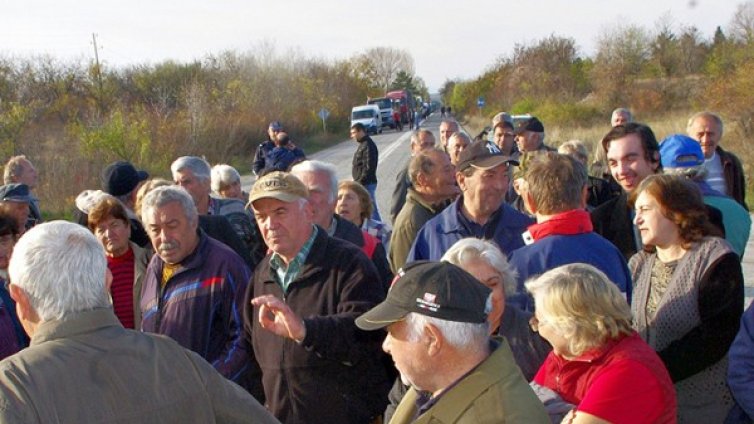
[
  {"xmin": 686, "ymin": 111, "xmax": 747, "ymax": 209},
  {"xmin": 390, "ymin": 129, "xmax": 436, "ymax": 222},
  {"xmin": 0, "ymin": 221, "xmax": 278, "ymax": 423},
  {"xmin": 3, "ymin": 155, "xmax": 41, "ymax": 229},
  {"xmin": 356, "ymin": 261, "xmax": 549, "ymax": 423},
  {"xmin": 139, "ymin": 186, "xmax": 253, "ymax": 390},
  {"xmin": 0, "ymin": 184, "xmax": 31, "ymax": 236},
  {"xmin": 245, "ymin": 171, "xmax": 390, "ymax": 423},
  {"xmin": 211, "ymin": 163, "xmax": 248, "ymax": 201},
  {"xmin": 253, "ymin": 120, "xmax": 283, "ymax": 176},
  {"xmin": 390, "ymin": 149, "xmax": 458, "ymax": 273},
  {"xmin": 660, "ymin": 134, "xmax": 751, "ymax": 258},
  {"xmin": 446, "ymin": 132, "xmax": 471, "ymax": 167},
  {"xmin": 101, "ymin": 160, "xmax": 151, "ymax": 247},
  {"xmin": 591, "ymin": 123, "xmax": 661, "ymax": 260},
  {"xmin": 611, "ymin": 107, "xmax": 633, "ymax": 127},
  {"xmin": 438, "ymin": 119, "xmax": 459, "ymax": 152},
  {"xmin": 172, "ymin": 156, "xmax": 263, "ymax": 265},
  {"xmin": 509, "ymin": 152, "xmax": 631, "ymax": 310},
  {"xmin": 408, "ymin": 140, "xmax": 533, "ymax": 262},
  {"xmin": 290, "ymin": 159, "xmax": 392, "ymax": 290}
]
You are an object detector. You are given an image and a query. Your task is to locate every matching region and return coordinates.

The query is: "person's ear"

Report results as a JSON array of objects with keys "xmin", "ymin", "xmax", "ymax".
[
  {"xmin": 523, "ymin": 189, "xmax": 537, "ymax": 215},
  {"xmin": 424, "ymin": 323, "xmax": 443, "ymax": 357},
  {"xmin": 9, "ymin": 283, "xmax": 40, "ymax": 334},
  {"xmin": 105, "ymin": 268, "xmax": 114, "ymax": 293},
  {"xmin": 456, "ymin": 172, "xmax": 466, "ymax": 191},
  {"xmin": 580, "ymin": 185, "xmax": 589, "ymax": 209}
]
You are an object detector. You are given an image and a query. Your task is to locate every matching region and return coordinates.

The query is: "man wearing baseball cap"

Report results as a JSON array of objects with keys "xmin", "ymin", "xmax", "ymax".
[
  {"xmin": 356, "ymin": 261, "xmax": 548, "ymax": 423},
  {"xmin": 253, "ymin": 121, "xmax": 284, "ymax": 176},
  {"xmin": 407, "ymin": 140, "xmax": 533, "ymax": 262},
  {"xmin": 244, "ymin": 171, "xmax": 390, "ymax": 423},
  {"xmin": 0, "ymin": 183, "xmax": 32, "ymax": 235}
]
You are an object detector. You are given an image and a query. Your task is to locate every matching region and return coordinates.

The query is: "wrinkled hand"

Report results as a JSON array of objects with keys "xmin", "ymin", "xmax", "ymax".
[{"xmin": 251, "ymin": 295, "xmax": 306, "ymax": 341}]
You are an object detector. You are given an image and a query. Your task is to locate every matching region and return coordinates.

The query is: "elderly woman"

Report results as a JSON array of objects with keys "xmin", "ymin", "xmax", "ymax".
[
  {"xmin": 88, "ymin": 195, "xmax": 152, "ymax": 329},
  {"xmin": 211, "ymin": 164, "xmax": 248, "ymax": 202},
  {"xmin": 336, "ymin": 180, "xmax": 391, "ymax": 249},
  {"xmin": 631, "ymin": 174, "xmax": 743, "ymax": 423},
  {"xmin": 528, "ymin": 263, "xmax": 676, "ymax": 424},
  {"xmin": 441, "ymin": 237, "xmax": 551, "ymax": 380}
]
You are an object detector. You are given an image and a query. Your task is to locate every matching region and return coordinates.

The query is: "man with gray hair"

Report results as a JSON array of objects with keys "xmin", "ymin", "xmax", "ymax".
[
  {"xmin": 438, "ymin": 120, "xmax": 459, "ymax": 153},
  {"xmin": 390, "ymin": 148, "xmax": 457, "ymax": 273},
  {"xmin": 356, "ymin": 261, "xmax": 549, "ymax": 423},
  {"xmin": 686, "ymin": 111, "xmax": 747, "ymax": 209},
  {"xmin": 172, "ymin": 156, "xmax": 263, "ymax": 265},
  {"xmin": 3, "ymin": 155, "xmax": 41, "ymax": 229},
  {"xmin": 611, "ymin": 107, "xmax": 633, "ymax": 127},
  {"xmin": 0, "ymin": 221, "xmax": 277, "ymax": 423},
  {"xmin": 390, "ymin": 129, "xmax": 436, "ymax": 223},
  {"xmin": 660, "ymin": 134, "xmax": 751, "ymax": 258},
  {"xmin": 290, "ymin": 159, "xmax": 392, "ymax": 290},
  {"xmin": 139, "ymin": 186, "xmax": 255, "ymax": 393}
]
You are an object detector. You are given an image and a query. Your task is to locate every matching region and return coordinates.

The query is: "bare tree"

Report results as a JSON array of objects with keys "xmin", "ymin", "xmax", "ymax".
[
  {"xmin": 729, "ymin": 0, "xmax": 754, "ymax": 44},
  {"xmin": 354, "ymin": 47, "xmax": 414, "ymax": 93}
]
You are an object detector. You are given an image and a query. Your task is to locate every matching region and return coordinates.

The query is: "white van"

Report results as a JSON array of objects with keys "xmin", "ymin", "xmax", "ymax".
[{"xmin": 351, "ymin": 104, "xmax": 382, "ymax": 135}]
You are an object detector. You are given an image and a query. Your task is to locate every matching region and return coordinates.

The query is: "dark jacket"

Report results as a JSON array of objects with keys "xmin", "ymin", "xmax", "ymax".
[
  {"xmin": 718, "ymin": 146, "xmax": 748, "ymax": 210},
  {"xmin": 265, "ymin": 146, "xmax": 305, "ymax": 173},
  {"xmin": 591, "ymin": 193, "xmax": 636, "ymax": 260},
  {"xmin": 140, "ymin": 231, "xmax": 252, "ymax": 388},
  {"xmin": 390, "ymin": 165, "xmax": 411, "ymax": 223},
  {"xmin": 199, "ymin": 214, "xmax": 255, "ymax": 269},
  {"xmin": 333, "ymin": 214, "xmax": 392, "ymax": 293},
  {"xmin": 253, "ymin": 139, "xmax": 275, "ymax": 176},
  {"xmin": 352, "ymin": 135, "xmax": 378, "ymax": 185},
  {"xmin": 243, "ymin": 229, "xmax": 390, "ymax": 424},
  {"xmin": 389, "ymin": 188, "xmax": 444, "ymax": 273}
]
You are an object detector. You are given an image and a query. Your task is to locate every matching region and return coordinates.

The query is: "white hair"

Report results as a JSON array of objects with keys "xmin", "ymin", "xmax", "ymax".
[
  {"xmin": 8, "ymin": 221, "xmax": 111, "ymax": 321},
  {"xmin": 441, "ymin": 238, "xmax": 518, "ymax": 296},
  {"xmin": 171, "ymin": 156, "xmax": 211, "ymax": 182},
  {"xmin": 210, "ymin": 164, "xmax": 241, "ymax": 193},
  {"xmin": 290, "ymin": 160, "xmax": 339, "ymax": 203},
  {"xmin": 141, "ymin": 185, "xmax": 198, "ymax": 226},
  {"xmin": 404, "ymin": 311, "xmax": 490, "ymax": 352}
]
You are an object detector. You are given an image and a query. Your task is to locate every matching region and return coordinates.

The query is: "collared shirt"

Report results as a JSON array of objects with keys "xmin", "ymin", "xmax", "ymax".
[
  {"xmin": 456, "ymin": 201, "xmax": 503, "ymax": 240},
  {"xmin": 270, "ymin": 226, "xmax": 318, "ymax": 293}
]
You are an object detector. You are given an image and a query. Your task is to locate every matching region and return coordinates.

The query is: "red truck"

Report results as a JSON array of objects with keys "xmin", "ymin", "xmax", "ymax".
[{"xmin": 386, "ymin": 90, "xmax": 415, "ymax": 124}]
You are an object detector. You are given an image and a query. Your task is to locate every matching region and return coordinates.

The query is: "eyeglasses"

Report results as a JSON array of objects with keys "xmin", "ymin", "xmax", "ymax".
[{"xmin": 529, "ymin": 315, "xmax": 549, "ymax": 332}]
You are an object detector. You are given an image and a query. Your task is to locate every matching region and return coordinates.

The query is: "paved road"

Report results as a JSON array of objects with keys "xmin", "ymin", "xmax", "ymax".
[{"xmin": 243, "ymin": 113, "xmax": 754, "ymax": 307}]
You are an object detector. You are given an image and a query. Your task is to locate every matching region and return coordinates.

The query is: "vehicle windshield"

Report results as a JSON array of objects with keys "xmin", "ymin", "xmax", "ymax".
[
  {"xmin": 352, "ymin": 110, "xmax": 376, "ymax": 119},
  {"xmin": 368, "ymin": 99, "xmax": 392, "ymax": 109}
]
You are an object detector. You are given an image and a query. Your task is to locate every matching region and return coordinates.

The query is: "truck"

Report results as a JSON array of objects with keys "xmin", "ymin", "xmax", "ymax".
[
  {"xmin": 386, "ymin": 90, "xmax": 415, "ymax": 124},
  {"xmin": 367, "ymin": 97, "xmax": 395, "ymax": 129}
]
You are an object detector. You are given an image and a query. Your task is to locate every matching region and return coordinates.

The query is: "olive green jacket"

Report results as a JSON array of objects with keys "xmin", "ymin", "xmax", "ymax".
[{"xmin": 389, "ymin": 338, "xmax": 549, "ymax": 424}]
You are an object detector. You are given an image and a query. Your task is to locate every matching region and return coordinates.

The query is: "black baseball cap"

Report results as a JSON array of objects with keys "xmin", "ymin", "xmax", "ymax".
[
  {"xmin": 456, "ymin": 140, "xmax": 519, "ymax": 172},
  {"xmin": 101, "ymin": 161, "xmax": 149, "ymax": 197},
  {"xmin": 513, "ymin": 117, "xmax": 545, "ymax": 135},
  {"xmin": 355, "ymin": 261, "xmax": 492, "ymax": 331}
]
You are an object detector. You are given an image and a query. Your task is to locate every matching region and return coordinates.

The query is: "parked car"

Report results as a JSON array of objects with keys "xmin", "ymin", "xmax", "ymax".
[{"xmin": 351, "ymin": 104, "xmax": 382, "ymax": 134}]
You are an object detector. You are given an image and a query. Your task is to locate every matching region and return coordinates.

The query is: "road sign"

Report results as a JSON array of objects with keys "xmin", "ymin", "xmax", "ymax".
[
  {"xmin": 477, "ymin": 97, "xmax": 485, "ymax": 108},
  {"xmin": 318, "ymin": 108, "xmax": 330, "ymax": 120}
]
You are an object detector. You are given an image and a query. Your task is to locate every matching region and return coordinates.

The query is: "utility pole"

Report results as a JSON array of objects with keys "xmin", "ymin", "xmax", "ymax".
[{"xmin": 91, "ymin": 33, "xmax": 104, "ymax": 112}]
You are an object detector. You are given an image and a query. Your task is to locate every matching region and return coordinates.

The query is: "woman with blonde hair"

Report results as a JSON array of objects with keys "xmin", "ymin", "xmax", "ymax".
[
  {"xmin": 527, "ymin": 263, "xmax": 676, "ymax": 424},
  {"xmin": 631, "ymin": 174, "xmax": 743, "ymax": 423}
]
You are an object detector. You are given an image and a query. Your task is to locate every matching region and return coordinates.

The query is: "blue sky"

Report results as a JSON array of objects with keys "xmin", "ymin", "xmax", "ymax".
[{"xmin": 0, "ymin": 0, "xmax": 744, "ymax": 91}]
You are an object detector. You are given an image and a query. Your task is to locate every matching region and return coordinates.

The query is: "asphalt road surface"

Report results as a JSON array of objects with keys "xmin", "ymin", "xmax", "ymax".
[{"xmin": 242, "ymin": 113, "xmax": 754, "ymax": 307}]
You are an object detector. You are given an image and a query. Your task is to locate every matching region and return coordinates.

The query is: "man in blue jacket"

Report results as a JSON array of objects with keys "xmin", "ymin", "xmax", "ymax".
[
  {"xmin": 508, "ymin": 152, "xmax": 631, "ymax": 311},
  {"xmin": 408, "ymin": 140, "xmax": 533, "ymax": 262},
  {"xmin": 139, "ymin": 186, "xmax": 254, "ymax": 393}
]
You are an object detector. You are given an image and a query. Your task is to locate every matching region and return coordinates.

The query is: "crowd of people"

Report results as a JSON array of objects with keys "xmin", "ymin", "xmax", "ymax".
[{"xmin": 0, "ymin": 110, "xmax": 752, "ymax": 424}]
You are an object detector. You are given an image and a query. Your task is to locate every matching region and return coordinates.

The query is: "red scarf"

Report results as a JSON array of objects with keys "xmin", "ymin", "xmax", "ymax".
[{"xmin": 526, "ymin": 209, "xmax": 593, "ymax": 242}]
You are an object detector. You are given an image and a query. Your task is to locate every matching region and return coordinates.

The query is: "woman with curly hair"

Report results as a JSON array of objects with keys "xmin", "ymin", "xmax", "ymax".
[
  {"xmin": 631, "ymin": 174, "xmax": 743, "ymax": 423},
  {"xmin": 527, "ymin": 263, "xmax": 676, "ymax": 424}
]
